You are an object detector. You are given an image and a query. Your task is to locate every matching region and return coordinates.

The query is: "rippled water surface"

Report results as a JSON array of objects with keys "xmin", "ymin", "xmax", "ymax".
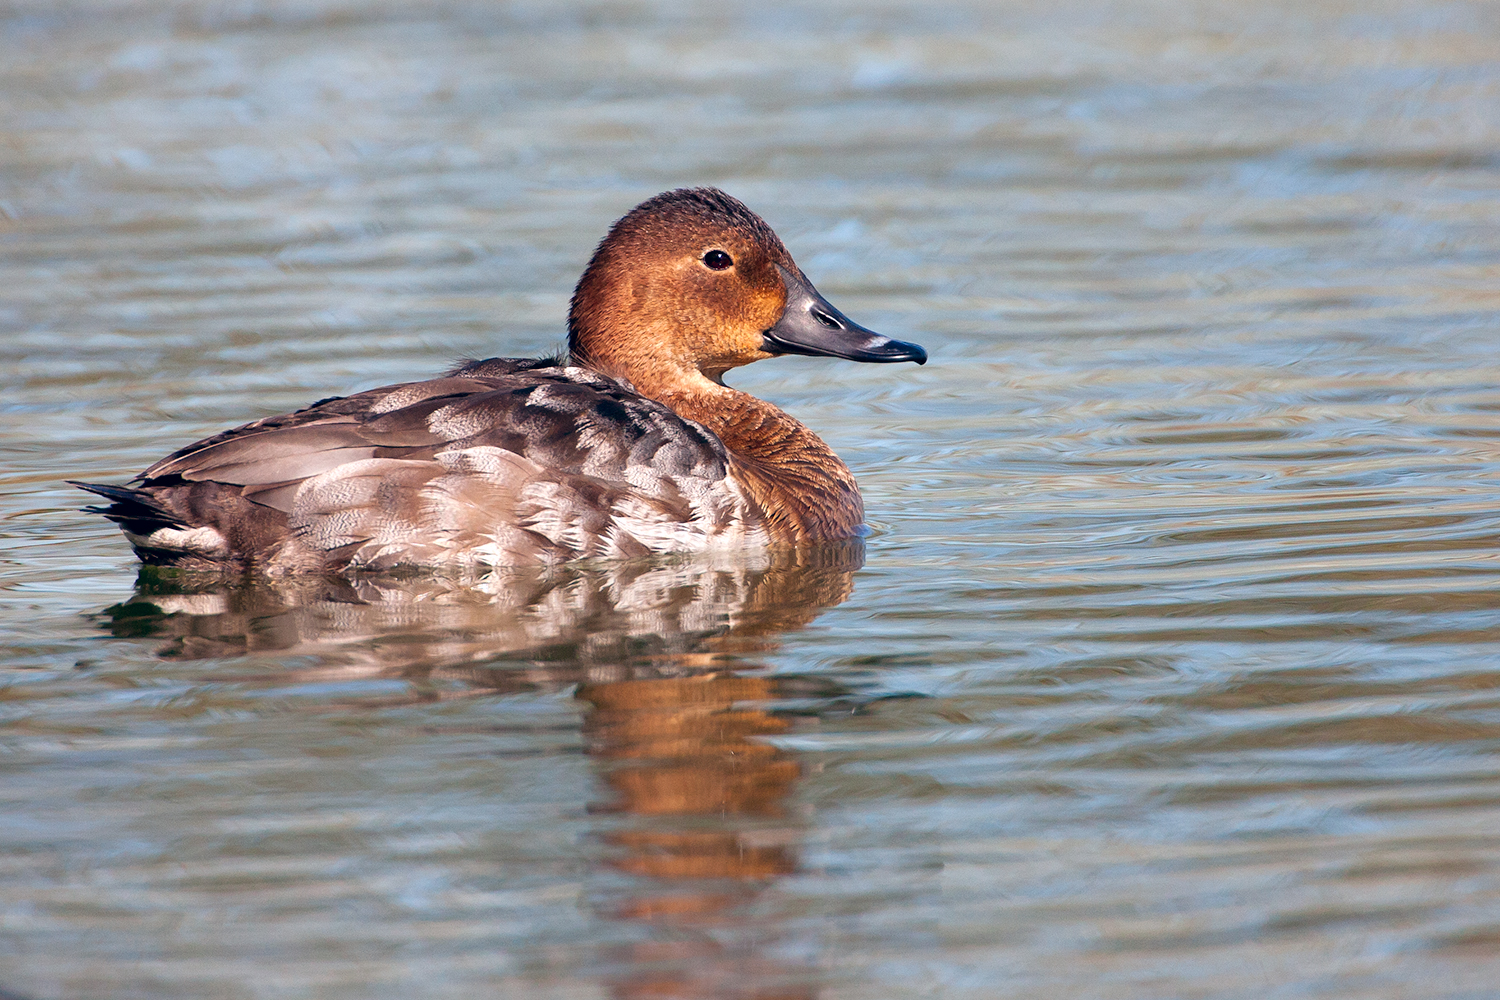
[{"xmin": 4, "ymin": 1, "xmax": 1500, "ymax": 997}]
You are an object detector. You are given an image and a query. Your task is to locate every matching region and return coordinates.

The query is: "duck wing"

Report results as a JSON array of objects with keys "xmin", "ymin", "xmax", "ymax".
[{"xmin": 77, "ymin": 361, "xmax": 762, "ymax": 572}]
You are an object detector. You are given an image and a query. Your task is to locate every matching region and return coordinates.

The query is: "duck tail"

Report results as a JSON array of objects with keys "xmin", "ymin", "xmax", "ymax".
[{"xmin": 68, "ymin": 480, "xmax": 187, "ymax": 535}]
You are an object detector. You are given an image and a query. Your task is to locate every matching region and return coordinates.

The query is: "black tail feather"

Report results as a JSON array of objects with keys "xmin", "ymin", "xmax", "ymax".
[{"xmin": 68, "ymin": 480, "xmax": 187, "ymax": 534}]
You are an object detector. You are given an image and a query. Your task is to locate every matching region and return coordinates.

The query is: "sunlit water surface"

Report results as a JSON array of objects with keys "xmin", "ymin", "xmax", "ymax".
[{"xmin": 4, "ymin": 1, "xmax": 1500, "ymax": 997}]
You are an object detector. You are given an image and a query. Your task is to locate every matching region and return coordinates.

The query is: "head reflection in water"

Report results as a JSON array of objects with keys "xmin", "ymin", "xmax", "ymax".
[
  {"xmin": 100, "ymin": 544, "xmax": 863, "ymax": 998},
  {"xmin": 579, "ymin": 646, "xmax": 817, "ymax": 998}
]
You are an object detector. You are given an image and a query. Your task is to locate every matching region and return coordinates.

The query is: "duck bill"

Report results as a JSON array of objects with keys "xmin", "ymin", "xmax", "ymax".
[{"xmin": 762, "ymin": 265, "xmax": 927, "ymax": 365}]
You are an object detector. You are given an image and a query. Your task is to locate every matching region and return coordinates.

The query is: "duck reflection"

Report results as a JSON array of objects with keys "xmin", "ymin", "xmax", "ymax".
[
  {"xmin": 98, "ymin": 544, "xmax": 859, "ymax": 998},
  {"xmin": 582, "ymin": 670, "xmax": 812, "ymax": 999},
  {"xmin": 104, "ymin": 545, "xmax": 857, "ymax": 694}
]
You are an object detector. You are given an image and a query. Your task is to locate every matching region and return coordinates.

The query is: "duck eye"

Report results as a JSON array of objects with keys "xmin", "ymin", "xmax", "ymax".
[{"xmin": 702, "ymin": 249, "xmax": 733, "ymax": 271}]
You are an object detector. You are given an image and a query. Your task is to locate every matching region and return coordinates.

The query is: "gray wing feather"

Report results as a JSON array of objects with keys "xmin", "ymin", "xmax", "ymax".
[{"xmin": 123, "ymin": 361, "xmax": 754, "ymax": 571}]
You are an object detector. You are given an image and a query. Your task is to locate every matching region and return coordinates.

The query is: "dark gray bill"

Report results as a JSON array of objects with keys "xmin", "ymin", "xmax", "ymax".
[{"xmin": 762, "ymin": 264, "xmax": 927, "ymax": 365}]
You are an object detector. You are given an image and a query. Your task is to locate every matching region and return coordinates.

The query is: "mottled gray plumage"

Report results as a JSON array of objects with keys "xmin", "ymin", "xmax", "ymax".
[{"xmin": 75, "ymin": 358, "xmax": 767, "ymax": 573}]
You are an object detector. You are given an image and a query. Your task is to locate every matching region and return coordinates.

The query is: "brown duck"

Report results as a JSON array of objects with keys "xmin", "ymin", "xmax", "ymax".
[{"xmin": 73, "ymin": 188, "xmax": 926, "ymax": 574}]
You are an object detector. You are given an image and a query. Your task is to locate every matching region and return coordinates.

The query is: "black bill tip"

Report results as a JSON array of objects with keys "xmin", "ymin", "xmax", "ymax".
[{"xmin": 763, "ymin": 264, "xmax": 928, "ymax": 366}]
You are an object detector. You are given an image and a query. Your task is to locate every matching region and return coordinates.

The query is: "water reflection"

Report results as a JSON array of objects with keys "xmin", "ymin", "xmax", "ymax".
[
  {"xmin": 584, "ymin": 673, "xmax": 811, "ymax": 999},
  {"xmin": 102, "ymin": 543, "xmax": 861, "ymax": 688},
  {"xmin": 96, "ymin": 544, "xmax": 859, "ymax": 998}
]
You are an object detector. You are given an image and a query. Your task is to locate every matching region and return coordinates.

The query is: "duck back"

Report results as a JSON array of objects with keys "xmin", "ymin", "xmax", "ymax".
[{"xmin": 74, "ymin": 358, "xmax": 768, "ymax": 574}]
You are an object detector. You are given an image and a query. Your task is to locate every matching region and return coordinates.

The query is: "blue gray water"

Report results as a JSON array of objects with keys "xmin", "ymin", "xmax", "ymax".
[{"xmin": 3, "ymin": 1, "xmax": 1499, "ymax": 997}]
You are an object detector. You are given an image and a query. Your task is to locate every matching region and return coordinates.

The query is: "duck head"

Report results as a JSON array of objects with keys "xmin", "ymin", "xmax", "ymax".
[{"xmin": 568, "ymin": 188, "xmax": 927, "ymax": 388}]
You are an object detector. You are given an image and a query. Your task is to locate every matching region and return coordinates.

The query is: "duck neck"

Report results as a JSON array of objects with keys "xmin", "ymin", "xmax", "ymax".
[{"xmin": 637, "ymin": 368, "xmax": 866, "ymax": 541}]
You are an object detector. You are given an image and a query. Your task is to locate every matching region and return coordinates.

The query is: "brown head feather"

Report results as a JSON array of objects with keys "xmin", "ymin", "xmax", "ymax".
[{"xmin": 567, "ymin": 187, "xmax": 798, "ymax": 385}]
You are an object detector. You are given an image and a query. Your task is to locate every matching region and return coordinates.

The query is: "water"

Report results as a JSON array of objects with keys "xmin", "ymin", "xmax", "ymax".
[{"xmin": 4, "ymin": 1, "xmax": 1500, "ymax": 997}]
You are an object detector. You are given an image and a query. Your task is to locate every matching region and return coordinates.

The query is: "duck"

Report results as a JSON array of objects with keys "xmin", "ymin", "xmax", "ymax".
[{"xmin": 72, "ymin": 187, "xmax": 926, "ymax": 574}]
